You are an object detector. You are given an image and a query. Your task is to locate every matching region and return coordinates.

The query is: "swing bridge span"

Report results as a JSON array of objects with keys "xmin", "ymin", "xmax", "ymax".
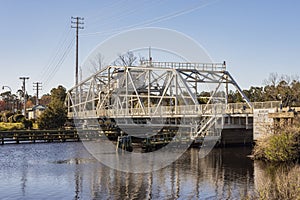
[{"xmin": 65, "ymin": 61, "xmax": 281, "ymax": 143}]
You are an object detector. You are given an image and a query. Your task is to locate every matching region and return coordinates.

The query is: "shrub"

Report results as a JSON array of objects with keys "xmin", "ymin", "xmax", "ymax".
[
  {"xmin": 8, "ymin": 115, "xmax": 14, "ymax": 123},
  {"xmin": 253, "ymin": 118, "xmax": 300, "ymax": 162},
  {"xmin": 13, "ymin": 114, "xmax": 25, "ymax": 122},
  {"xmin": 0, "ymin": 122, "xmax": 24, "ymax": 131},
  {"xmin": 253, "ymin": 132, "xmax": 299, "ymax": 162},
  {"xmin": 264, "ymin": 132, "xmax": 298, "ymax": 162},
  {"xmin": 21, "ymin": 118, "xmax": 33, "ymax": 129}
]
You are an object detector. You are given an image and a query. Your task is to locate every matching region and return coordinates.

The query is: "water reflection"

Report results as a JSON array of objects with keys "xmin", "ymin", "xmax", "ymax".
[
  {"xmin": 253, "ymin": 160, "xmax": 300, "ymax": 198},
  {"xmin": 0, "ymin": 143, "xmax": 255, "ymax": 199},
  {"xmin": 76, "ymin": 146, "xmax": 255, "ymax": 199}
]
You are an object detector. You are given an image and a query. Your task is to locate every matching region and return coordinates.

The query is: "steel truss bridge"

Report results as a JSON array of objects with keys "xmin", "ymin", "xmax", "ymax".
[{"xmin": 65, "ymin": 61, "xmax": 279, "ymax": 142}]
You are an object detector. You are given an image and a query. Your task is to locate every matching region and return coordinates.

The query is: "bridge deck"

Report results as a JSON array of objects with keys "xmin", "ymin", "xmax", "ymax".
[{"xmin": 68, "ymin": 101, "xmax": 280, "ymax": 119}]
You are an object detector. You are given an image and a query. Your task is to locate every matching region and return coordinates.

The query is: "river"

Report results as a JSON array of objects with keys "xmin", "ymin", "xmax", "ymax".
[{"xmin": 0, "ymin": 142, "xmax": 265, "ymax": 199}]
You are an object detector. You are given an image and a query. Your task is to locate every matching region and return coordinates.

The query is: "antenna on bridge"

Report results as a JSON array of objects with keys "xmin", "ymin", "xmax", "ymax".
[{"xmin": 149, "ymin": 46, "xmax": 152, "ymax": 64}]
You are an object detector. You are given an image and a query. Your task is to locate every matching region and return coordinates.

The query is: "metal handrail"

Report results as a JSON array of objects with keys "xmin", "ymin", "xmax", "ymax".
[{"xmin": 141, "ymin": 61, "xmax": 226, "ymax": 71}]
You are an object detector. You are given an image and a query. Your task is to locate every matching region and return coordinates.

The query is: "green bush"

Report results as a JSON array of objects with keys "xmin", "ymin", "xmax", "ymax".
[
  {"xmin": 37, "ymin": 85, "xmax": 67, "ymax": 130},
  {"xmin": 264, "ymin": 132, "xmax": 298, "ymax": 162},
  {"xmin": 253, "ymin": 121, "xmax": 300, "ymax": 162}
]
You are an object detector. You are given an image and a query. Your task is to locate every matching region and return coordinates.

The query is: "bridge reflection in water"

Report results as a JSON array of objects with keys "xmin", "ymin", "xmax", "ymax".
[
  {"xmin": 76, "ymin": 148, "xmax": 254, "ymax": 199},
  {"xmin": 86, "ymin": 147, "xmax": 255, "ymax": 199},
  {"xmin": 0, "ymin": 143, "xmax": 258, "ymax": 199}
]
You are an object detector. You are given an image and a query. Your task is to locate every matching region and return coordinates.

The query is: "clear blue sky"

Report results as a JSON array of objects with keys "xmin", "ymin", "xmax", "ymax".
[{"xmin": 1, "ymin": 0, "xmax": 300, "ymax": 96}]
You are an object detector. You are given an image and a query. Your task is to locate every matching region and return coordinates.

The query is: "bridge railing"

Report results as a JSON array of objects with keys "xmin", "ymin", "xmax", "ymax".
[
  {"xmin": 68, "ymin": 101, "xmax": 282, "ymax": 118},
  {"xmin": 141, "ymin": 61, "xmax": 226, "ymax": 71},
  {"xmin": 252, "ymin": 101, "xmax": 281, "ymax": 109},
  {"xmin": 69, "ymin": 103, "xmax": 227, "ymax": 118}
]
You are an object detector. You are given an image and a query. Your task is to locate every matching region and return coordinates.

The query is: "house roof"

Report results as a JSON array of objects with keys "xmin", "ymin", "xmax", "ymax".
[{"xmin": 27, "ymin": 104, "xmax": 46, "ymax": 111}]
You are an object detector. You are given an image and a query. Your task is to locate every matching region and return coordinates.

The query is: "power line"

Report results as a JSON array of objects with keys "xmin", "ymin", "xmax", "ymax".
[
  {"xmin": 82, "ymin": 0, "xmax": 217, "ymax": 37},
  {"xmin": 43, "ymin": 37, "xmax": 75, "ymax": 88},
  {"xmin": 40, "ymin": 28, "xmax": 73, "ymax": 81},
  {"xmin": 87, "ymin": 0, "xmax": 161, "ymax": 28},
  {"xmin": 38, "ymin": 23, "xmax": 74, "ymax": 90},
  {"xmin": 71, "ymin": 16, "xmax": 84, "ymax": 86},
  {"xmin": 33, "ymin": 82, "xmax": 42, "ymax": 105},
  {"xmin": 87, "ymin": 0, "xmax": 129, "ymax": 24}
]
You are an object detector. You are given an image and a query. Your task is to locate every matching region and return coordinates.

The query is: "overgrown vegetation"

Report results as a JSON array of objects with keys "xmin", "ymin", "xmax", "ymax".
[
  {"xmin": 253, "ymin": 118, "xmax": 300, "ymax": 162},
  {"xmin": 257, "ymin": 165, "xmax": 300, "ymax": 200},
  {"xmin": 243, "ymin": 164, "xmax": 300, "ymax": 200}
]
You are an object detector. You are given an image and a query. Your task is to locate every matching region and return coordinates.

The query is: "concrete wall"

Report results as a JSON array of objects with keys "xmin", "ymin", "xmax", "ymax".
[{"xmin": 220, "ymin": 128, "xmax": 253, "ymax": 147}]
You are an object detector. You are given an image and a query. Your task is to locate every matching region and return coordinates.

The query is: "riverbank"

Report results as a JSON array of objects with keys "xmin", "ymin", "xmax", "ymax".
[
  {"xmin": 249, "ymin": 117, "xmax": 300, "ymax": 200},
  {"xmin": 253, "ymin": 117, "xmax": 300, "ymax": 162},
  {"xmin": 245, "ymin": 162, "xmax": 300, "ymax": 200}
]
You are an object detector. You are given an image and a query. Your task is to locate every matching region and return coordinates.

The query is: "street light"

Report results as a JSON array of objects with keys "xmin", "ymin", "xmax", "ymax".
[
  {"xmin": 2, "ymin": 86, "xmax": 12, "ymax": 93},
  {"xmin": 1, "ymin": 85, "xmax": 13, "ymax": 111}
]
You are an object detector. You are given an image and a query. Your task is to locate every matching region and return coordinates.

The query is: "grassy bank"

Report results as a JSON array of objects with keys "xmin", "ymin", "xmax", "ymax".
[{"xmin": 0, "ymin": 122, "xmax": 38, "ymax": 131}]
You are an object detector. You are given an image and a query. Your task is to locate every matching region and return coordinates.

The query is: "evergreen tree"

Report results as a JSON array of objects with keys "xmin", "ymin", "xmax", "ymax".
[{"xmin": 37, "ymin": 85, "xmax": 67, "ymax": 129}]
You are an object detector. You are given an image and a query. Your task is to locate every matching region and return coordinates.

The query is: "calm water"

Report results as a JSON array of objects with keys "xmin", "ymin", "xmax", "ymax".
[{"xmin": 0, "ymin": 142, "xmax": 257, "ymax": 199}]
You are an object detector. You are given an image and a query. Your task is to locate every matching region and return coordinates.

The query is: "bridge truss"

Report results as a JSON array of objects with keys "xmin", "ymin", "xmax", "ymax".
[{"xmin": 66, "ymin": 61, "xmax": 252, "ymax": 141}]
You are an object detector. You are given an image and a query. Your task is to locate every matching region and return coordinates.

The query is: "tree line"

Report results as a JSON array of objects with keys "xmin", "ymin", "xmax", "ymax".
[
  {"xmin": 0, "ymin": 85, "xmax": 67, "ymax": 130},
  {"xmin": 228, "ymin": 73, "xmax": 300, "ymax": 107}
]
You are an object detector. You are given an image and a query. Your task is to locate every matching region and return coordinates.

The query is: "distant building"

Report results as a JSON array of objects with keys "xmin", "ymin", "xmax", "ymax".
[{"xmin": 27, "ymin": 105, "xmax": 46, "ymax": 120}]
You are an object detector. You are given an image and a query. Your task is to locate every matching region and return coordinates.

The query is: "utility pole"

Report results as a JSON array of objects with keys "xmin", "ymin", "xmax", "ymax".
[
  {"xmin": 33, "ymin": 82, "xmax": 42, "ymax": 105},
  {"xmin": 71, "ymin": 16, "xmax": 84, "ymax": 86},
  {"xmin": 19, "ymin": 77, "xmax": 29, "ymax": 116}
]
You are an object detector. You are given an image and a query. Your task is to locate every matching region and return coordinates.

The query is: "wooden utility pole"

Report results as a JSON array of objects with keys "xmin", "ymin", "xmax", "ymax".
[
  {"xmin": 19, "ymin": 77, "xmax": 29, "ymax": 116},
  {"xmin": 71, "ymin": 17, "xmax": 84, "ymax": 86},
  {"xmin": 33, "ymin": 82, "xmax": 42, "ymax": 105}
]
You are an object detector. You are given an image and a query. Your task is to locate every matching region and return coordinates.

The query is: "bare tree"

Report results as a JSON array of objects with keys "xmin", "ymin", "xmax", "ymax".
[
  {"xmin": 263, "ymin": 72, "xmax": 279, "ymax": 86},
  {"xmin": 280, "ymin": 74, "xmax": 291, "ymax": 85},
  {"xmin": 113, "ymin": 51, "xmax": 137, "ymax": 66},
  {"xmin": 89, "ymin": 53, "xmax": 105, "ymax": 74},
  {"xmin": 291, "ymin": 74, "xmax": 300, "ymax": 83}
]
